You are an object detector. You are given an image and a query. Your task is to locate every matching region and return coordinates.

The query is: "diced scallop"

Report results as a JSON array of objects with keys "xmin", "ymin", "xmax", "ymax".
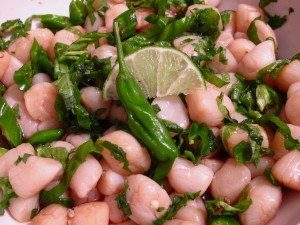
[
  {"xmin": 8, "ymin": 37, "xmax": 32, "ymax": 63},
  {"xmin": 126, "ymin": 174, "xmax": 172, "ymax": 225},
  {"xmin": 1, "ymin": 54, "xmax": 23, "ymax": 87},
  {"xmin": 97, "ymin": 169, "xmax": 125, "ymax": 195},
  {"xmin": 167, "ymin": 157, "xmax": 214, "ymax": 194},
  {"xmin": 173, "ymin": 196, "xmax": 207, "ymax": 225},
  {"xmin": 8, "ymin": 194, "xmax": 39, "ymax": 222},
  {"xmin": 208, "ymin": 48, "xmax": 238, "ymax": 73},
  {"xmin": 70, "ymin": 188, "xmax": 102, "ymax": 207},
  {"xmin": 80, "ymin": 86, "xmax": 111, "ymax": 119},
  {"xmin": 105, "ymin": 4, "xmax": 129, "ymax": 32},
  {"xmin": 84, "ymin": 11, "xmax": 104, "ymax": 33},
  {"xmin": 238, "ymin": 176, "xmax": 282, "ymax": 225},
  {"xmin": 31, "ymin": 73, "xmax": 52, "ymax": 85},
  {"xmin": 93, "ymin": 44, "xmax": 117, "ymax": 66},
  {"xmin": 237, "ymin": 40, "xmax": 276, "ymax": 80},
  {"xmin": 99, "ymin": 130, "xmax": 151, "ymax": 176},
  {"xmin": 31, "ymin": 204, "xmax": 68, "ymax": 225},
  {"xmin": 272, "ymin": 150, "xmax": 300, "ymax": 191},
  {"xmin": 186, "ymin": 86, "xmax": 235, "ymax": 127},
  {"xmin": 9, "ymin": 156, "xmax": 63, "ymax": 198},
  {"xmin": 51, "ymin": 141, "xmax": 75, "ymax": 152},
  {"xmin": 200, "ymin": 158, "xmax": 224, "ymax": 173},
  {"xmin": 0, "ymin": 143, "xmax": 35, "ymax": 177},
  {"xmin": 151, "ymin": 95, "xmax": 190, "ymax": 130},
  {"xmin": 24, "ymin": 82, "xmax": 58, "ymax": 121},
  {"xmin": 70, "ymin": 155, "xmax": 103, "ymax": 198},
  {"xmin": 215, "ymin": 31, "xmax": 234, "ymax": 48},
  {"xmin": 27, "ymin": 28, "xmax": 54, "ymax": 54},
  {"xmin": 287, "ymin": 81, "xmax": 300, "ymax": 98},
  {"xmin": 227, "ymin": 39, "xmax": 256, "ymax": 62},
  {"xmin": 0, "ymin": 51, "xmax": 11, "ymax": 80},
  {"xmin": 163, "ymin": 219, "xmax": 201, "ymax": 225},
  {"xmin": 104, "ymin": 194, "xmax": 125, "ymax": 224},
  {"xmin": 65, "ymin": 133, "xmax": 91, "ymax": 148},
  {"xmin": 236, "ymin": 4, "xmax": 265, "ymax": 33},
  {"xmin": 108, "ymin": 101, "xmax": 128, "ymax": 124},
  {"xmin": 69, "ymin": 202, "xmax": 109, "ymax": 225},
  {"xmin": 276, "ymin": 60, "xmax": 300, "ymax": 92},
  {"xmin": 136, "ymin": 8, "xmax": 155, "ymax": 31},
  {"xmin": 246, "ymin": 156, "xmax": 275, "ymax": 178},
  {"xmin": 173, "ymin": 35, "xmax": 201, "ymax": 58},
  {"xmin": 285, "ymin": 91, "xmax": 300, "ymax": 126},
  {"xmin": 270, "ymin": 124, "xmax": 300, "ymax": 160},
  {"xmin": 210, "ymin": 158, "xmax": 251, "ymax": 204}
]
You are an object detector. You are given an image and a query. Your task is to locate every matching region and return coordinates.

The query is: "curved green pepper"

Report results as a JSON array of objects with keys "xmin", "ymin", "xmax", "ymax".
[
  {"xmin": 113, "ymin": 21, "xmax": 179, "ymax": 181},
  {"xmin": 28, "ymin": 129, "xmax": 64, "ymax": 145}
]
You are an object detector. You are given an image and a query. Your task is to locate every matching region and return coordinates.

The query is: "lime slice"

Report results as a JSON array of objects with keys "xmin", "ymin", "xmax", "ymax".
[{"xmin": 103, "ymin": 46, "xmax": 205, "ymax": 100}]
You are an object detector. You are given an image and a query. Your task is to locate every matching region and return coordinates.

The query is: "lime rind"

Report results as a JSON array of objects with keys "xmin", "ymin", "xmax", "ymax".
[{"xmin": 103, "ymin": 46, "xmax": 205, "ymax": 100}]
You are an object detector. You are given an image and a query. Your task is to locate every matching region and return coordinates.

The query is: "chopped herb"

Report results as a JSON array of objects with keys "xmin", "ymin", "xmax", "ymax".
[
  {"xmin": 0, "ymin": 177, "xmax": 18, "ymax": 216},
  {"xmin": 13, "ymin": 62, "xmax": 33, "ymax": 92},
  {"xmin": 0, "ymin": 84, "xmax": 6, "ymax": 97},
  {"xmin": 205, "ymin": 197, "xmax": 252, "ymax": 216},
  {"xmin": 115, "ymin": 182, "xmax": 132, "ymax": 217},
  {"xmin": 40, "ymin": 140, "xmax": 98, "ymax": 207},
  {"xmin": 69, "ymin": 0, "xmax": 88, "ymax": 26},
  {"xmin": 289, "ymin": 7, "xmax": 294, "ymax": 14},
  {"xmin": 0, "ymin": 147, "xmax": 8, "ymax": 156},
  {"xmin": 15, "ymin": 153, "xmax": 32, "ymax": 165},
  {"xmin": 220, "ymin": 11, "xmax": 231, "ymax": 27},
  {"xmin": 96, "ymin": 140, "xmax": 131, "ymax": 172},
  {"xmin": 256, "ymin": 59, "xmax": 291, "ymax": 81},
  {"xmin": 264, "ymin": 167, "xmax": 281, "ymax": 186},
  {"xmin": 37, "ymin": 144, "xmax": 69, "ymax": 168},
  {"xmin": 30, "ymin": 208, "xmax": 39, "ymax": 219},
  {"xmin": 208, "ymin": 216, "xmax": 242, "ymax": 225},
  {"xmin": 0, "ymin": 97, "xmax": 23, "ymax": 147},
  {"xmin": 153, "ymin": 191, "xmax": 201, "ymax": 225}
]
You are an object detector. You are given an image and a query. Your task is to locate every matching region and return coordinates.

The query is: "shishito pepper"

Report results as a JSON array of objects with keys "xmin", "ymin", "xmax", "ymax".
[{"xmin": 113, "ymin": 20, "xmax": 179, "ymax": 181}]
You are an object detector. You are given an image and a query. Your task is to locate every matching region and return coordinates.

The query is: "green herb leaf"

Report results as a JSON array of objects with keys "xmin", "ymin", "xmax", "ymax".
[
  {"xmin": 0, "ymin": 147, "xmax": 8, "ymax": 156},
  {"xmin": 30, "ymin": 208, "xmax": 39, "ymax": 219},
  {"xmin": 15, "ymin": 153, "xmax": 32, "ymax": 165},
  {"xmin": 205, "ymin": 197, "xmax": 252, "ymax": 216},
  {"xmin": 114, "ymin": 9, "xmax": 137, "ymax": 40},
  {"xmin": 96, "ymin": 140, "xmax": 131, "ymax": 172},
  {"xmin": 0, "ymin": 84, "xmax": 6, "ymax": 97},
  {"xmin": 247, "ymin": 17, "xmax": 263, "ymax": 45},
  {"xmin": 220, "ymin": 11, "xmax": 231, "ymax": 27},
  {"xmin": 153, "ymin": 192, "xmax": 201, "ymax": 225},
  {"xmin": 264, "ymin": 167, "xmax": 281, "ymax": 186},
  {"xmin": 37, "ymin": 144, "xmax": 69, "ymax": 168},
  {"xmin": 127, "ymin": 0, "xmax": 167, "ymax": 17},
  {"xmin": 256, "ymin": 84, "xmax": 280, "ymax": 114},
  {"xmin": 256, "ymin": 59, "xmax": 291, "ymax": 81},
  {"xmin": 40, "ymin": 140, "xmax": 97, "ymax": 207},
  {"xmin": 0, "ymin": 177, "xmax": 18, "ymax": 216},
  {"xmin": 13, "ymin": 62, "xmax": 33, "ymax": 92},
  {"xmin": 115, "ymin": 182, "xmax": 132, "ymax": 217},
  {"xmin": 208, "ymin": 216, "xmax": 241, "ymax": 225},
  {"xmin": 30, "ymin": 14, "xmax": 72, "ymax": 33},
  {"xmin": 30, "ymin": 39, "xmax": 54, "ymax": 76},
  {"xmin": 0, "ymin": 97, "xmax": 22, "ymax": 147},
  {"xmin": 69, "ymin": 0, "xmax": 88, "ymax": 26}
]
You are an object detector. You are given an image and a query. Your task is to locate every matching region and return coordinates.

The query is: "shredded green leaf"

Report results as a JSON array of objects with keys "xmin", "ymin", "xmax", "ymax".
[
  {"xmin": 115, "ymin": 182, "xmax": 132, "ymax": 217},
  {"xmin": 0, "ymin": 177, "xmax": 18, "ymax": 216}
]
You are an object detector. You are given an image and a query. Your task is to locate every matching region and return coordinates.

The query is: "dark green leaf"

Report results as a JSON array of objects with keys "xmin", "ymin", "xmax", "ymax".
[
  {"xmin": 0, "ymin": 83, "xmax": 6, "ymax": 97},
  {"xmin": 220, "ymin": 11, "xmax": 231, "ymax": 27},
  {"xmin": 247, "ymin": 17, "xmax": 263, "ymax": 45},
  {"xmin": 15, "ymin": 153, "xmax": 32, "ymax": 165},
  {"xmin": 69, "ymin": 0, "xmax": 88, "ymax": 26},
  {"xmin": 0, "ymin": 97, "xmax": 22, "ymax": 147},
  {"xmin": 162, "ymin": 119, "xmax": 185, "ymax": 134},
  {"xmin": 114, "ymin": 9, "xmax": 137, "ymax": 40},
  {"xmin": 205, "ymin": 197, "xmax": 252, "ymax": 216},
  {"xmin": 0, "ymin": 177, "xmax": 17, "ymax": 216},
  {"xmin": 30, "ymin": 39, "xmax": 54, "ymax": 76},
  {"xmin": 256, "ymin": 59, "xmax": 291, "ymax": 81},
  {"xmin": 37, "ymin": 144, "xmax": 69, "ymax": 168},
  {"xmin": 96, "ymin": 140, "xmax": 131, "ymax": 172},
  {"xmin": 264, "ymin": 167, "xmax": 281, "ymax": 186},
  {"xmin": 32, "ymin": 14, "xmax": 72, "ymax": 33},
  {"xmin": 153, "ymin": 192, "xmax": 201, "ymax": 225},
  {"xmin": 208, "ymin": 216, "xmax": 241, "ymax": 225},
  {"xmin": 40, "ymin": 140, "xmax": 97, "ymax": 207},
  {"xmin": 115, "ymin": 182, "xmax": 132, "ymax": 217},
  {"xmin": 0, "ymin": 147, "xmax": 8, "ymax": 156},
  {"xmin": 13, "ymin": 62, "xmax": 33, "ymax": 91},
  {"xmin": 30, "ymin": 208, "xmax": 39, "ymax": 219}
]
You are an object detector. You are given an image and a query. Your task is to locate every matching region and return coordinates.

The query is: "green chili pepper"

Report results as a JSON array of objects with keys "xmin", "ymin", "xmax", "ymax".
[
  {"xmin": 28, "ymin": 129, "xmax": 64, "ymax": 145},
  {"xmin": 113, "ymin": 21, "xmax": 179, "ymax": 182}
]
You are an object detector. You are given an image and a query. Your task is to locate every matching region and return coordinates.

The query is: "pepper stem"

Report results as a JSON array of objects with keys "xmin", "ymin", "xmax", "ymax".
[{"xmin": 113, "ymin": 21, "xmax": 127, "ymax": 74}]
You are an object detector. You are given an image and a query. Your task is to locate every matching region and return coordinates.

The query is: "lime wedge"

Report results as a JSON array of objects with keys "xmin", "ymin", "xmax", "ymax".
[{"xmin": 103, "ymin": 46, "xmax": 205, "ymax": 100}]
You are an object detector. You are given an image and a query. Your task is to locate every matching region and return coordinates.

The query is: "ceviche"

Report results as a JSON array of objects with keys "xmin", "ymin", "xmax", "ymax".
[{"xmin": 0, "ymin": 0, "xmax": 299, "ymax": 225}]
